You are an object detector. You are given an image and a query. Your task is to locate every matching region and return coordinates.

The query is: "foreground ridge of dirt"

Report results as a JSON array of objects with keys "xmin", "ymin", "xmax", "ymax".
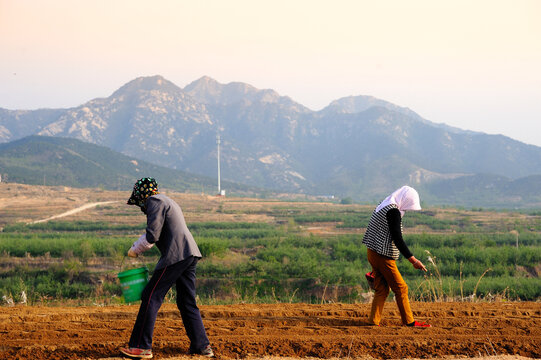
[
  {"xmin": 84, "ymin": 356, "xmax": 535, "ymax": 360},
  {"xmin": 0, "ymin": 302, "xmax": 539, "ymax": 360}
]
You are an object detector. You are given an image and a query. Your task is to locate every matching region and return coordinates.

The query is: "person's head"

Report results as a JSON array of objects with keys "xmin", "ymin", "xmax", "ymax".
[
  {"xmin": 376, "ymin": 185, "xmax": 421, "ymax": 217},
  {"xmin": 127, "ymin": 177, "xmax": 159, "ymax": 213}
]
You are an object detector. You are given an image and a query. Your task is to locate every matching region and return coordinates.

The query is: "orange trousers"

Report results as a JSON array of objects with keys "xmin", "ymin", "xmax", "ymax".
[{"xmin": 367, "ymin": 248, "xmax": 414, "ymax": 325}]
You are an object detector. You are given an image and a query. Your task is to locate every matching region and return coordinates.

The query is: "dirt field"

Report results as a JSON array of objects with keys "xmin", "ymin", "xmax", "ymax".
[
  {"xmin": 0, "ymin": 184, "xmax": 539, "ymax": 359},
  {"xmin": 0, "ymin": 302, "xmax": 539, "ymax": 360},
  {"xmin": 1, "ymin": 182, "xmax": 537, "ymax": 236}
]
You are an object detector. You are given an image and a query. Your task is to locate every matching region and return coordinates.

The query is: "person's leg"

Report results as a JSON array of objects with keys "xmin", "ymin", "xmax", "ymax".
[
  {"xmin": 376, "ymin": 256, "xmax": 414, "ymax": 325},
  {"xmin": 128, "ymin": 265, "xmax": 175, "ymax": 349},
  {"xmin": 175, "ymin": 257, "xmax": 210, "ymax": 353},
  {"xmin": 367, "ymin": 249, "xmax": 390, "ymax": 325}
]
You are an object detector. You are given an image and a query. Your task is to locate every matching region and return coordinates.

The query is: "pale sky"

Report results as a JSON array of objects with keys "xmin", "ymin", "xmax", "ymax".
[{"xmin": 1, "ymin": 0, "xmax": 540, "ymax": 146}]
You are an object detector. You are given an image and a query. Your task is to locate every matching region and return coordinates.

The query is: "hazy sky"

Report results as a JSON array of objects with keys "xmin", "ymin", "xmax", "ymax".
[{"xmin": 1, "ymin": 0, "xmax": 540, "ymax": 146}]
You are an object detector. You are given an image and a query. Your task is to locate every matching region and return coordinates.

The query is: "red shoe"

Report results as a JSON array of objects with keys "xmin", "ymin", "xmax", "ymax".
[
  {"xmin": 407, "ymin": 320, "xmax": 431, "ymax": 328},
  {"xmin": 120, "ymin": 346, "xmax": 153, "ymax": 359},
  {"xmin": 365, "ymin": 271, "xmax": 375, "ymax": 290}
]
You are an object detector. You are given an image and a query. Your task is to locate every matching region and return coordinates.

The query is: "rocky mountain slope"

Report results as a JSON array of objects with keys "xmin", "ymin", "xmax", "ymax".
[{"xmin": 1, "ymin": 75, "xmax": 540, "ymax": 206}]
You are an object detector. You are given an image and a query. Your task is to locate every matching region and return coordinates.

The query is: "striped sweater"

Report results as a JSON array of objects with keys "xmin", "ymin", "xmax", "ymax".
[{"xmin": 362, "ymin": 204, "xmax": 402, "ymax": 259}]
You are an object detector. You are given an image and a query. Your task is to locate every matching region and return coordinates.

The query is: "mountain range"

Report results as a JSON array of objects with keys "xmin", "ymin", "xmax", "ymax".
[{"xmin": 1, "ymin": 75, "xmax": 540, "ymax": 207}]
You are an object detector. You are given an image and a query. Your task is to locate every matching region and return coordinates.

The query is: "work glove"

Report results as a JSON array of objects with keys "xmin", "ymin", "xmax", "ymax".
[{"xmin": 128, "ymin": 233, "xmax": 154, "ymax": 258}]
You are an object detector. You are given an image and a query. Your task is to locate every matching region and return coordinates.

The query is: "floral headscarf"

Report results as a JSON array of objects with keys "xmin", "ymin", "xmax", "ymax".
[{"xmin": 127, "ymin": 177, "xmax": 159, "ymax": 210}]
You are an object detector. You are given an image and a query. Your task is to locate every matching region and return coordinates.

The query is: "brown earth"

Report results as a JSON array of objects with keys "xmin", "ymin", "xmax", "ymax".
[
  {"xmin": 1, "ymin": 185, "xmax": 540, "ymax": 360},
  {"xmin": 0, "ymin": 302, "xmax": 539, "ymax": 360}
]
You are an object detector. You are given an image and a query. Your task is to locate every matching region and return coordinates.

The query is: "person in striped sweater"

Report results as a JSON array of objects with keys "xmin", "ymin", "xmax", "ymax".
[{"xmin": 362, "ymin": 185, "xmax": 431, "ymax": 327}]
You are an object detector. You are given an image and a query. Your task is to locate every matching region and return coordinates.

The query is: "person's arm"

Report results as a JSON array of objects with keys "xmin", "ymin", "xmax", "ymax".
[
  {"xmin": 386, "ymin": 208, "xmax": 413, "ymax": 258},
  {"xmin": 386, "ymin": 208, "xmax": 427, "ymax": 271},
  {"xmin": 145, "ymin": 196, "xmax": 165, "ymax": 244},
  {"xmin": 127, "ymin": 233, "xmax": 154, "ymax": 257}
]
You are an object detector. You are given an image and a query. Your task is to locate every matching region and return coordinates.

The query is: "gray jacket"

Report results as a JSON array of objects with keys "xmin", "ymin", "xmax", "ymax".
[{"xmin": 145, "ymin": 194, "xmax": 202, "ymax": 269}]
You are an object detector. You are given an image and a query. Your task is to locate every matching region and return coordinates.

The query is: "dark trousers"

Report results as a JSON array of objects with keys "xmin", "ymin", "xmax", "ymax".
[{"xmin": 128, "ymin": 256, "xmax": 210, "ymax": 351}]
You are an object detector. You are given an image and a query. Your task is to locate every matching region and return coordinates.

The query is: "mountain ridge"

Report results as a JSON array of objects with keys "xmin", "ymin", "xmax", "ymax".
[
  {"xmin": 0, "ymin": 75, "xmax": 540, "ymax": 207},
  {"xmin": 0, "ymin": 135, "xmax": 257, "ymax": 195},
  {"xmin": 0, "ymin": 135, "xmax": 538, "ymax": 208}
]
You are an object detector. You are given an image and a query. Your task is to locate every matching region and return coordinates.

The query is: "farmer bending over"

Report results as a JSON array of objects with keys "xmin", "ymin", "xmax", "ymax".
[
  {"xmin": 363, "ymin": 185, "xmax": 431, "ymax": 327},
  {"xmin": 120, "ymin": 177, "xmax": 214, "ymax": 359}
]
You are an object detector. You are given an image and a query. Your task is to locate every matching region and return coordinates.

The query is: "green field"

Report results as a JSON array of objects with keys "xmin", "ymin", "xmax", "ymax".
[{"xmin": 0, "ymin": 203, "xmax": 540, "ymax": 305}]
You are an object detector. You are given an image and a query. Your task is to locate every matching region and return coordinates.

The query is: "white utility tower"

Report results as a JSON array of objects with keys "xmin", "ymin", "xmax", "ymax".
[{"xmin": 216, "ymin": 135, "xmax": 223, "ymax": 195}]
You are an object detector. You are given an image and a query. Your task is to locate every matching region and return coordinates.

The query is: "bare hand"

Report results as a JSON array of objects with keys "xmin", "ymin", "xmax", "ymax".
[
  {"xmin": 413, "ymin": 259, "xmax": 427, "ymax": 272},
  {"xmin": 408, "ymin": 256, "xmax": 427, "ymax": 272}
]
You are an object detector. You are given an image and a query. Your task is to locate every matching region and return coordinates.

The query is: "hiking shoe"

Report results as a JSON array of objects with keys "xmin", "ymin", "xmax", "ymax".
[
  {"xmin": 119, "ymin": 346, "xmax": 153, "ymax": 359},
  {"xmin": 365, "ymin": 271, "xmax": 375, "ymax": 290},
  {"xmin": 191, "ymin": 345, "xmax": 215, "ymax": 357},
  {"xmin": 407, "ymin": 320, "xmax": 431, "ymax": 328}
]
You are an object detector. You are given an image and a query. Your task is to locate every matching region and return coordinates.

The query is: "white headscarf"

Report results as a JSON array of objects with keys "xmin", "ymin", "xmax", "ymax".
[{"xmin": 375, "ymin": 185, "xmax": 421, "ymax": 217}]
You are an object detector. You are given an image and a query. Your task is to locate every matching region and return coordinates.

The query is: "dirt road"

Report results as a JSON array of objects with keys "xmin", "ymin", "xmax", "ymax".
[
  {"xmin": 0, "ymin": 302, "xmax": 539, "ymax": 359},
  {"xmin": 27, "ymin": 201, "xmax": 119, "ymax": 224}
]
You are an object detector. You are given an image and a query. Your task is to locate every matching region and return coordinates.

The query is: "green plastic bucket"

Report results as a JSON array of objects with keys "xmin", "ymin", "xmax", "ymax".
[{"xmin": 117, "ymin": 267, "xmax": 149, "ymax": 303}]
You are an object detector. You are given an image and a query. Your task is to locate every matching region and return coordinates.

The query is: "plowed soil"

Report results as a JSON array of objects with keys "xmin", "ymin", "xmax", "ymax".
[{"xmin": 0, "ymin": 302, "xmax": 539, "ymax": 360}]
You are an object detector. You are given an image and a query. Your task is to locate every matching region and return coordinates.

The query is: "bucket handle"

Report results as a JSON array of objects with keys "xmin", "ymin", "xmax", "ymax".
[{"xmin": 119, "ymin": 254, "xmax": 148, "ymax": 271}]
